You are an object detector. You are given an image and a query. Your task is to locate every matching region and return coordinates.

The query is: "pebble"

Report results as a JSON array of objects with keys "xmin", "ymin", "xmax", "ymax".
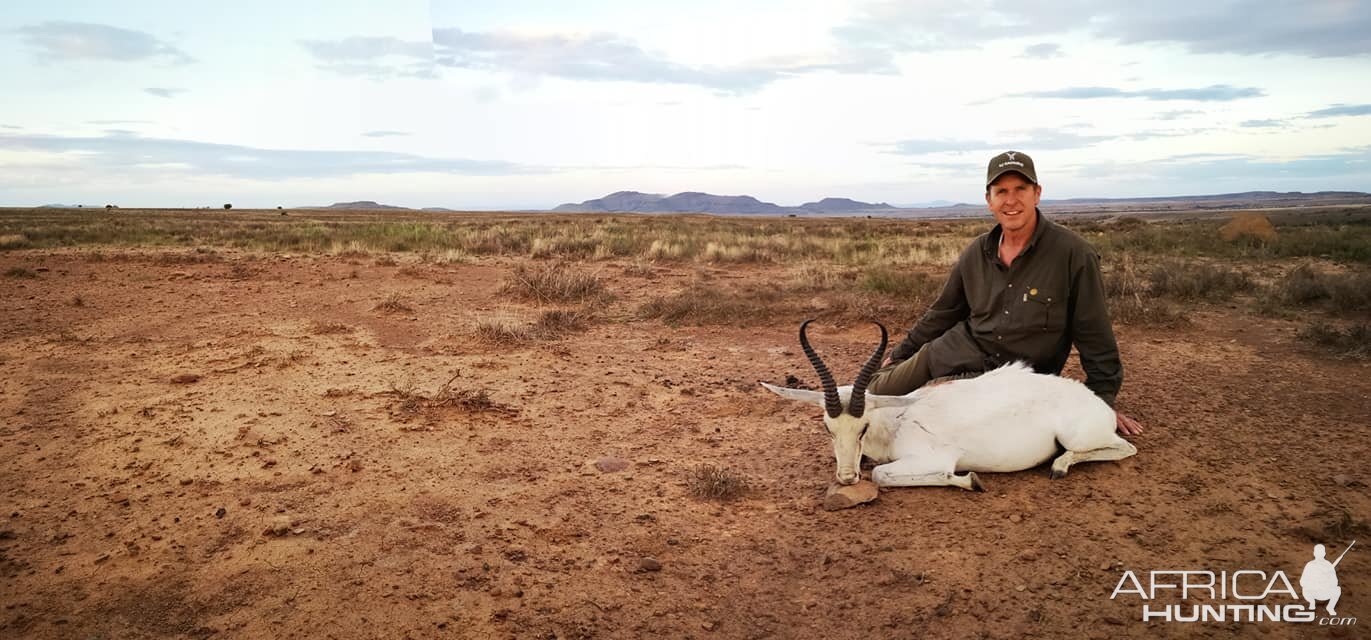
[
  {"xmin": 1333, "ymin": 474, "xmax": 1359, "ymax": 487},
  {"xmin": 824, "ymin": 480, "xmax": 879, "ymax": 511},
  {"xmin": 594, "ymin": 457, "xmax": 631, "ymax": 473},
  {"xmin": 1009, "ymin": 514, "xmax": 1022, "ymax": 523},
  {"xmin": 637, "ymin": 557, "xmax": 662, "ymax": 572},
  {"xmin": 170, "ymin": 373, "xmax": 201, "ymax": 384}
]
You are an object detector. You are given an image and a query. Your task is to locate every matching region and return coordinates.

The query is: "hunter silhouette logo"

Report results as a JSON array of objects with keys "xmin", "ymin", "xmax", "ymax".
[
  {"xmin": 1110, "ymin": 540, "xmax": 1357, "ymax": 625},
  {"xmin": 1301, "ymin": 541, "xmax": 1353, "ymax": 615}
]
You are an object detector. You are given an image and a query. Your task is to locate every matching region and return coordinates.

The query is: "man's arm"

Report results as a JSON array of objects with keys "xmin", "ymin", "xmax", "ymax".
[
  {"xmin": 1069, "ymin": 247, "xmax": 1123, "ymax": 407},
  {"xmin": 888, "ymin": 253, "xmax": 971, "ymax": 365}
]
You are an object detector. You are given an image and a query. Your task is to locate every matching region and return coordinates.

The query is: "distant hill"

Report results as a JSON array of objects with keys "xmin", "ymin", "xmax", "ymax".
[
  {"xmin": 553, "ymin": 191, "xmax": 898, "ymax": 214},
  {"xmin": 322, "ymin": 200, "xmax": 409, "ymax": 210}
]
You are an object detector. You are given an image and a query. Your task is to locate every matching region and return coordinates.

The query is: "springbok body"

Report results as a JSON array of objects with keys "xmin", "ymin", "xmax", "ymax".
[{"xmin": 763, "ymin": 321, "xmax": 1137, "ymax": 490}]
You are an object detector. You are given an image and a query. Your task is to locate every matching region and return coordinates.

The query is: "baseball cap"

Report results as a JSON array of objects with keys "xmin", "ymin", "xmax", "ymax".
[{"xmin": 986, "ymin": 150, "xmax": 1037, "ymax": 187}]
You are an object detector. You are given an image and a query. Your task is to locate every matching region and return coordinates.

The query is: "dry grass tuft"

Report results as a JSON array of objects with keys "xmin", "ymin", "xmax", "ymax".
[
  {"xmin": 1274, "ymin": 265, "xmax": 1371, "ymax": 313},
  {"xmin": 373, "ymin": 255, "xmax": 398, "ymax": 267},
  {"xmin": 501, "ymin": 262, "xmax": 605, "ymax": 303},
  {"xmin": 473, "ymin": 314, "xmax": 533, "ymax": 343},
  {"xmin": 1298, "ymin": 322, "xmax": 1371, "ymax": 359},
  {"xmin": 309, "ymin": 320, "xmax": 353, "ymax": 335},
  {"xmin": 1103, "ymin": 255, "xmax": 1187, "ymax": 326},
  {"xmin": 686, "ymin": 464, "xmax": 750, "ymax": 501},
  {"xmin": 638, "ymin": 284, "xmax": 784, "ymax": 325},
  {"xmin": 4, "ymin": 267, "xmax": 37, "ymax": 278},
  {"xmin": 0, "ymin": 234, "xmax": 31, "ymax": 250},
  {"xmin": 374, "ymin": 293, "xmax": 414, "ymax": 314},
  {"xmin": 534, "ymin": 308, "xmax": 588, "ymax": 335}
]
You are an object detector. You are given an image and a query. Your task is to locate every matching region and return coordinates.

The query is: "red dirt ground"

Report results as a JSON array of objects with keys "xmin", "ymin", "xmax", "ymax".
[{"xmin": 1, "ymin": 248, "xmax": 1367, "ymax": 639}]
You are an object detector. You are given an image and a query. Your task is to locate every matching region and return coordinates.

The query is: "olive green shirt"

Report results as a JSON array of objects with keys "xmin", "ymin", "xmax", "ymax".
[{"xmin": 887, "ymin": 209, "xmax": 1122, "ymax": 406}]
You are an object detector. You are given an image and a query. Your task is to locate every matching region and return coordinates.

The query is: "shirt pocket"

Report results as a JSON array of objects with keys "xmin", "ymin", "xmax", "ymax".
[{"xmin": 1023, "ymin": 288, "xmax": 1063, "ymax": 331}]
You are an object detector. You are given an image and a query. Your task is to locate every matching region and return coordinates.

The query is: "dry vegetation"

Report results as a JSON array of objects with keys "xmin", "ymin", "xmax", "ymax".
[{"xmin": 2, "ymin": 205, "xmax": 1369, "ymax": 639}]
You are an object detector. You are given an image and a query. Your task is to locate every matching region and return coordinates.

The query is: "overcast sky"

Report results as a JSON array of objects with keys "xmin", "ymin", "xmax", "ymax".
[{"xmin": 2, "ymin": 0, "xmax": 1369, "ymax": 209}]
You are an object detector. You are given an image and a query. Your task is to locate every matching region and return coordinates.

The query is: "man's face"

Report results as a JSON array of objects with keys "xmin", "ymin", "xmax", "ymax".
[{"xmin": 985, "ymin": 172, "xmax": 1042, "ymax": 234}]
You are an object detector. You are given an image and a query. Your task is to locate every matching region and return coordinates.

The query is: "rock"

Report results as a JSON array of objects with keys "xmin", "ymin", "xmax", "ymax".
[
  {"xmin": 636, "ymin": 556, "xmax": 662, "ymax": 572},
  {"xmin": 170, "ymin": 373, "xmax": 201, "ymax": 384},
  {"xmin": 1009, "ymin": 514, "xmax": 1022, "ymax": 523},
  {"xmin": 1333, "ymin": 474, "xmax": 1360, "ymax": 487},
  {"xmin": 1018, "ymin": 551, "xmax": 1038, "ymax": 562},
  {"xmin": 593, "ymin": 457, "xmax": 631, "ymax": 473},
  {"xmin": 823, "ymin": 480, "xmax": 879, "ymax": 511},
  {"xmin": 1103, "ymin": 616, "xmax": 1125, "ymax": 625},
  {"xmin": 214, "ymin": 507, "xmax": 226, "ymax": 518},
  {"xmin": 265, "ymin": 517, "xmax": 293, "ymax": 537}
]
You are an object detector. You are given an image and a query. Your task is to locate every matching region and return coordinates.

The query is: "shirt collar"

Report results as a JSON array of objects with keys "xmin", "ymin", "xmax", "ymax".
[{"xmin": 985, "ymin": 207, "xmax": 1051, "ymax": 259}]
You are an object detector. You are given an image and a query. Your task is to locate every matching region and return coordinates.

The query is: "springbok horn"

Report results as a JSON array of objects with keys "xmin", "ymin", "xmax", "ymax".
[
  {"xmin": 799, "ymin": 319, "xmax": 843, "ymax": 418},
  {"xmin": 847, "ymin": 322, "xmax": 888, "ymax": 418}
]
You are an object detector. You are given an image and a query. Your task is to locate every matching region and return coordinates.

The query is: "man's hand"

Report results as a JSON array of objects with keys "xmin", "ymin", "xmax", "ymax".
[{"xmin": 1115, "ymin": 411, "xmax": 1144, "ymax": 437}]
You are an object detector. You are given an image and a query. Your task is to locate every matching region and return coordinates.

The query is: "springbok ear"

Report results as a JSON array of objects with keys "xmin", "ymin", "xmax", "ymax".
[
  {"xmin": 861, "ymin": 393, "xmax": 919, "ymax": 411},
  {"xmin": 759, "ymin": 382, "xmax": 826, "ymax": 408}
]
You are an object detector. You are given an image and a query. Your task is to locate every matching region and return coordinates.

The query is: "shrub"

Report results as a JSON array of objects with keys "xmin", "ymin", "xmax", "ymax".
[
  {"xmin": 223, "ymin": 203, "xmax": 232, "ymax": 210},
  {"xmin": 1298, "ymin": 322, "xmax": 1371, "ymax": 359},
  {"xmin": 1147, "ymin": 260, "xmax": 1254, "ymax": 300},
  {"xmin": 1219, "ymin": 213, "xmax": 1277, "ymax": 246}
]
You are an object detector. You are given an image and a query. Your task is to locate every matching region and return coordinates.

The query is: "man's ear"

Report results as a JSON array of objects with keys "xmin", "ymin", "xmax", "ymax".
[
  {"xmin": 862, "ymin": 393, "xmax": 919, "ymax": 411},
  {"xmin": 759, "ymin": 382, "xmax": 825, "ymax": 408}
]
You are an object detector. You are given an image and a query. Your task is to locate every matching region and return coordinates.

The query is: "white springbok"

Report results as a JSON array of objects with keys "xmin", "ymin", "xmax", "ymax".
[{"xmin": 762, "ymin": 320, "xmax": 1137, "ymax": 490}]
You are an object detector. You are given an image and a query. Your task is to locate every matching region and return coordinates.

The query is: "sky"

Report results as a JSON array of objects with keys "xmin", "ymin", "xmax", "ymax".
[{"xmin": 2, "ymin": 0, "xmax": 1370, "ymax": 209}]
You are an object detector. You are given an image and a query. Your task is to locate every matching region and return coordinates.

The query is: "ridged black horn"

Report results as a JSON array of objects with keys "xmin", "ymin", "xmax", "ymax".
[
  {"xmin": 847, "ymin": 322, "xmax": 888, "ymax": 418},
  {"xmin": 799, "ymin": 319, "xmax": 843, "ymax": 418}
]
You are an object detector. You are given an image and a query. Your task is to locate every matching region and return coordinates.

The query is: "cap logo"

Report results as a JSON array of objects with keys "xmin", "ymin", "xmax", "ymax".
[{"xmin": 1005, "ymin": 152, "xmax": 1017, "ymax": 161}]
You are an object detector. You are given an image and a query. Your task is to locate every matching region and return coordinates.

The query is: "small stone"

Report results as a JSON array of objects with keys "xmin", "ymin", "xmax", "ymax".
[
  {"xmin": 702, "ymin": 621, "xmax": 717, "ymax": 631},
  {"xmin": 1103, "ymin": 616, "xmax": 1125, "ymax": 625},
  {"xmin": 214, "ymin": 507, "xmax": 227, "ymax": 518},
  {"xmin": 593, "ymin": 457, "xmax": 631, "ymax": 473},
  {"xmin": 637, "ymin": 557, "xmax": 662, "ymax": 572},
  {"xmin": 179, "ymin": 478, "xmax": 194, "ymax": 486},
  {"xmin": 170, "ymin": 373, "xmax": 201, "ymax": 384},
  {"xmin": 1009, "ymin": 514, "xmax": 1022, "ymax": 523},
  {"xmin": 1333, "ymin": 474, "xmax": 1360, "ymax": 487},
  {"xmin": 1098, "ymin": 561, "xmax": 1111, "ymax": 571},
  {"xmin": 1014, "ymin": 584, "xmax": 1026, "ymax": 592},
  {"xmin": 823, "ymin": 480, "xmax": 880, "ymax": 511},
  {"xmin": 265, "ymin": 517, "xmax": 292, "ymax": 537},
  {"xmin": 1018, "ymin": 551, "xmax": 1038, "ymax": 562}
]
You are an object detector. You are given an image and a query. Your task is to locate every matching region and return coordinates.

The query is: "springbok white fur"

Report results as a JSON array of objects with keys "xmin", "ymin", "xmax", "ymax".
[{"xmin": 763, "ymin": 329, "xmax": 1137, "ymax": 490}]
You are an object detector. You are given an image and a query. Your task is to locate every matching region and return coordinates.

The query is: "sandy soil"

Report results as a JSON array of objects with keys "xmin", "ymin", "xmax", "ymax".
[{"xmin": 1, "ymin": 248, "xmax": 1367, "ymax": 640}]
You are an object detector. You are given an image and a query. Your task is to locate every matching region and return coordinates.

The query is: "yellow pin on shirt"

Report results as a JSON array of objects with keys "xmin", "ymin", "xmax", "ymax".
[{"xmin": 1030, "ymin": 287, "xmax": 1038, "ymax": 296}]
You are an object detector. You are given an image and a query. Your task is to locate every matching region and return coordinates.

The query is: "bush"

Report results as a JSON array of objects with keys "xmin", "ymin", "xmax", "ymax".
[
  {"xmin": 1298, "ymin": 322, "xmax": 1371, "ymax": 359},
  {"xmin": 223, "ymin": 203, "xmax": 232, "ymax": 210},
  {"xmin": 1147, "ymin": 260, "xmax": 1254, "ymax": 300},
  {"xmin": 1219, "ymin": 213, "xmax": 1277, "ymax": 246}
]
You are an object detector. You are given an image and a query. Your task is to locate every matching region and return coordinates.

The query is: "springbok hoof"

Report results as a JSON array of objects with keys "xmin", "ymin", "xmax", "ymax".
[
  {"xmin": 1049, "ymin": 468, "xmax": 1067, "ymax": 480},
  {"xmin": 968, "ymin": 472, "xmax": 986, "ymax": 492}
]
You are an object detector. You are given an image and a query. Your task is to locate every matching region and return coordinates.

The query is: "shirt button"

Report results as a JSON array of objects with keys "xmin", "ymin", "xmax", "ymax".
[
  {"xmin": 1004, "ymin": 310, "xmax": 1009, "ymax": 315},
  {"xmin": 1008, "ymin": 284, "xmax": 1013, "ymax": 288}
]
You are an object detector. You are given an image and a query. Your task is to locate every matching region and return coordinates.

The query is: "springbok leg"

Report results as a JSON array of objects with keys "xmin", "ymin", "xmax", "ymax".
[
  {"xmin": 872, "ymin": 454, "xmax": 983, "ymax": 491},
  {"xmin": 1049, "ymin": 439, "xmax": 1137, "ymax": 479}
]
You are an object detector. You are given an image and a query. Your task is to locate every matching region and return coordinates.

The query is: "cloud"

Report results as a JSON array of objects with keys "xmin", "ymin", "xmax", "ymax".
[
  {"xmin": 889, "ymin": 128, "xmax": 1115, "ymax": 155},
  {"xmin": 17, "ymin": 21, "xmax": 194, "ymax": 64},
  {"xmin": 362, "ymin": 130, "xmax": 410, "ymax": 138},
  {"xmin": 831, "ymin": 1, "xmax": 1371, "ymax": 58},
  {"xmin": 0, "ymin": 131, "xmax": 531, "ymax": 180},
  {"xmin": 143, "ymin": 87, "xmax": 185, "ymax": 99},
  {"xmin": 1019, "ymin": 43, "xmax": 1062, "ymax": 58},
  {"xmin": 430, "ymin": 27, "xmax": 894, "ymax": 93},
  {"xmin": 86, "ymin": 119, "xmax": 153, "ymax": 125},
  {"xmin": 1156, "ymin": 109, "xmax": 1203, "ymax": 121},
  {"xmin": 1010, "ymin": 84, "xmax": 1263, "ymax": 101},
  {"xmin": 1306, "ymin": 104, "xmax": 1371, "ymax": 118},
  {"xmin": 1069, "ymin": 150, "xmax": 1371, "ymax": 187},
  {"xmin": 1240, "ymin": 119, "xmax": 1285, "ymax": 128},
  {"xmin": 298, "ymin": 36, "xmax": 436, "ymax": 79}
]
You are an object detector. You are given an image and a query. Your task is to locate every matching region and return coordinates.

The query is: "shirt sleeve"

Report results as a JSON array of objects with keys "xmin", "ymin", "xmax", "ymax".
[
  {"xmin": 888, "ymin": 247, "xmax": 972, "ymax": 365},
  {"xmin": 1070, "ymin": 247, "xmax": 1123, "ymax": 407}
]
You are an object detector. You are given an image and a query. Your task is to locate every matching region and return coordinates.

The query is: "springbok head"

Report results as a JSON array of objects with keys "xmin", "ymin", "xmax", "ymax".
[{"xmin": 762, "ymin": 319, "xmax": 901, "ymax": 485}]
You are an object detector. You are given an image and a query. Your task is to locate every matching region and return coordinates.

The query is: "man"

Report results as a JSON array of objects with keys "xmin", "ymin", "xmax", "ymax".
[{"xmin": 867, "ymin": 150, "xmax": 1144, "ymax": 436}]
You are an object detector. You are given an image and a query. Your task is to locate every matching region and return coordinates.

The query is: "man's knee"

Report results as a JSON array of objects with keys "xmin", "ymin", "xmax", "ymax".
[{"xmin": 866, "ymin": 350, "xmax": 933, "ymax": 396}]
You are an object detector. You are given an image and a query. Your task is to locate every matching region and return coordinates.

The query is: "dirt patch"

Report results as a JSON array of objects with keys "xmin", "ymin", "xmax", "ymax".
[{"xmin": 0, "ymin": 247, "xmax": 1367, "ymax": 639}]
